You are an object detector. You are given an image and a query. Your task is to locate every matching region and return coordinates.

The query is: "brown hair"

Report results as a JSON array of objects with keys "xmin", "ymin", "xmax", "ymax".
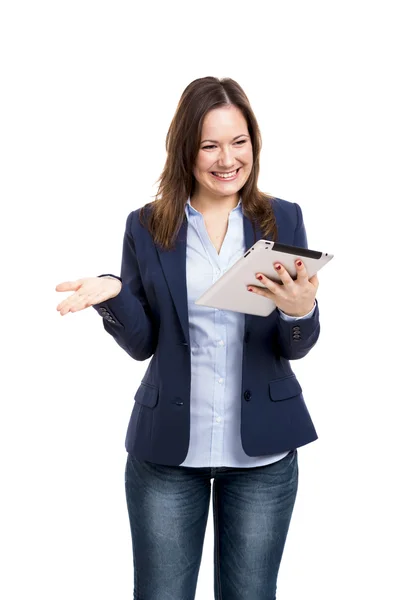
[{"xmin": 139, "ymin": 76, "xmax": 277, "ymax": 250}]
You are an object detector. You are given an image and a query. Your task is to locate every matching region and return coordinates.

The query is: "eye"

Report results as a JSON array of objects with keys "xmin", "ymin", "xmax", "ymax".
[{"xmin": 201, "ymin": 140, "xmax": 247, "ymax": 151}]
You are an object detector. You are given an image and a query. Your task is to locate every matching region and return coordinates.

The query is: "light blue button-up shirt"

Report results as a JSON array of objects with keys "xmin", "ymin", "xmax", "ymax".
[{"xmin": 180, "ymin": 196, "xmax": 316, "ymax": 468}]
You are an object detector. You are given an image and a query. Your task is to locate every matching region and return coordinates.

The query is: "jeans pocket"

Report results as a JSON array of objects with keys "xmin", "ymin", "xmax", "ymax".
[{"xmin": 266, "ymin": 449, "xmax": 297, "ymax": 474}]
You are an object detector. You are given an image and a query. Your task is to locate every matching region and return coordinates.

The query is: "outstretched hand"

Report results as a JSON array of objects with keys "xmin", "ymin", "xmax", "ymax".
[{"xmin": 55, "ymin": 277, "xmax": 122, "ymax": 316}]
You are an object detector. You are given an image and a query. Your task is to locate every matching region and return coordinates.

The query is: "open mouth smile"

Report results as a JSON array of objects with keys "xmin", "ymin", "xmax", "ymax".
[{"xmin": 210, "ymin": 168, "xmax": 241, "ymax": 181}]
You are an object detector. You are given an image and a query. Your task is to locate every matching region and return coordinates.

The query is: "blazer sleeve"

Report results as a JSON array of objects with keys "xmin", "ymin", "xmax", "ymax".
[
  {"xmin": 92, "ymin": 211, "xmax": 157, "ymax": 361},
  {"xmin": 274, "ymin": 202, "xmax": 321, "ymax": 360}
]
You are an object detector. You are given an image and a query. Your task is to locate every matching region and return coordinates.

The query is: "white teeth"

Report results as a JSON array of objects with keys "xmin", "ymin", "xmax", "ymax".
[{"xmin": 212, "ymin": 169, "xmax": 238, "ymax": 178}]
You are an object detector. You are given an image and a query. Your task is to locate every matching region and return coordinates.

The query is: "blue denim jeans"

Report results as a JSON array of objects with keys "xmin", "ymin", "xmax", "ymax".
[{"xmin": 124, "ymin": 449, "xmax": 298, "ymax": 600}]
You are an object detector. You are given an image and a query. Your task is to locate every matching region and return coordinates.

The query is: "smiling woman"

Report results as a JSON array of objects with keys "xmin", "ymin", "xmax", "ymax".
[{"xmin": 56, "ymin": 75, "xmax": 322, "ymax": 600}]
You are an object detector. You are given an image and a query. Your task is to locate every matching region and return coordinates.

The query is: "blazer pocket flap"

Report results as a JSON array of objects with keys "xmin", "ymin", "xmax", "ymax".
[
  {"xmin": 269, "ymin": 375, "xmax": 302, "ymax": 402},
  {"xmin": 134, "ymin": 382, "xmax": 159, "ymax": 408}
]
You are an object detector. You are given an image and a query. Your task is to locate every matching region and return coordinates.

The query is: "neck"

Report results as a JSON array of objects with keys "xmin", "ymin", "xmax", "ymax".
[{"xmin": 190, "ymin": 191, "xmax": 240, "ymax": 215}]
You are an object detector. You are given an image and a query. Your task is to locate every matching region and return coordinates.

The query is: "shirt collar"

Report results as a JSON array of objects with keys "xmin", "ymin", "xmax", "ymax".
[{"xmin": 185, "ymin": 195, "xmax": 242, "ymax": 217}]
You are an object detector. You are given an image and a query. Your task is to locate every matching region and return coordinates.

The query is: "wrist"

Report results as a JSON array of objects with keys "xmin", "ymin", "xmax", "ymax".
[
  {"xmin": 100, "ymin": 276, "xmax": 121, "ymax": 282},
  {"xmin": 98, "ymin": 275, "xmax": 122, "ymax": 298},
  {"xmin": 281, "ymin": 301, "xmax": 315, "ymax": 318}
]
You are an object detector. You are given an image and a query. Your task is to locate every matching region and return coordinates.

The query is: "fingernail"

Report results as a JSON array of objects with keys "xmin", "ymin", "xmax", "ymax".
[
  {"xmin": 275, "ymin": 264, "xmax": 281, "ymax": 270},
  {"xmin": 256, "ymin": 275, "xmax": 262, "ymax": 280},
  {"xmin": 248, "ymin": 287, "xmax": 253, "ymax": 292},
  {"xmin": 296, "ymin": 261, "xmax": 302, "ymax": 267}
]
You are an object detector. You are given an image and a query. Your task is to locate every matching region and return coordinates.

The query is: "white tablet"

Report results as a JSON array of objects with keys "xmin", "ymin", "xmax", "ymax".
[{"xmin": 195, "ymin": 239, "xmax": 333, "ymax": 317}]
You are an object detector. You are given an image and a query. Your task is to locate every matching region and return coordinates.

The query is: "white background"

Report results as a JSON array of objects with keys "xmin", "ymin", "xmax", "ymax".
[{"xmin": 1, "ymin": 1, "xmax": 399, "ymax": 598}]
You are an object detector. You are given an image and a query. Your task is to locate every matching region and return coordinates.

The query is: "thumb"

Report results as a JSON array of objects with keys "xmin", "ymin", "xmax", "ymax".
[{"xmin": 55, "ymin": 279, "xmax": 83, "ymax": 292}]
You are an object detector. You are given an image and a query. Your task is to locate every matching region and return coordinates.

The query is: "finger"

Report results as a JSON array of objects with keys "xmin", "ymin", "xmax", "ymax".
[
  {"xmin": 58, "ymin": 298, "xmax": 88, "ymax": 315},
  {"xmin": 309, "ymin": 274, "xmax": 319, "ymax": 288},
  {"xmin": 256, "ymin": 264, "xmax": 292, "ymax": 288},
  {"xmin": 57, "ymin": 299, "xmax": 78, "ymax": 314},
  {"xmin": 247, "ymin": 283, "xmax": 274, "ymax": 298},
  {"xmin": 70, "ymin": 303, "xmax": 91, "ymax": 312},
  {"xmin": 55, "ymin": 280, "xmax": 83, "ymax": 292},
  {"xmin": 58, "ymin": 289, "xmax": 107, "ymax": 314},
  {"xmin": 254, "ymin": 272, "xmax": 282, "ymax": 294},
  {"xmin": 56, "ymin": 297, "xmax": 73, "ymax": 312},
  {"xmin": 57, "ymin": 291, "xmax": 87, "ymax": 313},
  {"xmin": 274, "ymin": 263, "xmax": 295, "ymax": 285},
  {"xmin": 61, "ymin": 304, "xmax": 86, "ymax": 315},
  {"xmin": 294, "ymin": 259, "xmax": 309, "ymax": 282}
]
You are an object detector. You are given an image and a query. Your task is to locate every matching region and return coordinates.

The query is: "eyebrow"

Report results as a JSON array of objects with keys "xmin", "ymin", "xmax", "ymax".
[{"xmin": 200, "ymin": 134, "xmax": 249, "ymax": 144}]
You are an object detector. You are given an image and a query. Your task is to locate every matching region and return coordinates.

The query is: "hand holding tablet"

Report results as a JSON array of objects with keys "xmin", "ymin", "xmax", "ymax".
[
  {"xmin": 195, "ymin": 239, "xmax": 333, "ymax": 317},
  {"xmin": 248, "ymin": 258, "xmax": 318, "ymax": 318}
]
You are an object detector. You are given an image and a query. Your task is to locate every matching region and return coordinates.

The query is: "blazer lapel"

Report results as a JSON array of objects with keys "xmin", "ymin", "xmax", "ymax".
[
  {"xmin": 156, "ymin": 212, "xmax": 268, "ymax": 347},
  {"xmin": 156, "ymin": 217, "xmax": 190, "ymax": 345}
]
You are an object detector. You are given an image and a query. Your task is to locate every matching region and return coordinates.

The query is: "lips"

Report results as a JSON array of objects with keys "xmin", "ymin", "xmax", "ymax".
[{"xmin": 210, "ymin": 168, "xmax": 241, "ymax": 181}]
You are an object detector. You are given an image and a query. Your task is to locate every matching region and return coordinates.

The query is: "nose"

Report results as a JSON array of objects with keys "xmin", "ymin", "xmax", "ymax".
[{"xmin": 217, "ymin": 146, "xmax": 236, "ymax": 170}]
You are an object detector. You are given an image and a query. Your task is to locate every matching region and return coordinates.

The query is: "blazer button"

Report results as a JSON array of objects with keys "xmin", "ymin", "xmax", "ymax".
[{"xmin": 244, "ymin": 390, "xmax": 252, "ymax": 401}]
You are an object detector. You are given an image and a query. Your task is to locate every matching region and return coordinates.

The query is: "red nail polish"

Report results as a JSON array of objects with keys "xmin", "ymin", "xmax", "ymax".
[
  {"xmin": 275, "ymin": 265, "xmax": 281, "ymax": 270},
  {"xmin": 297, "ymin": 261, "xmax": 302, "ymax": 267},
  {"xmin": 248, "ymin": 288, "xmax": 253, "ymax": 292},
  {"xmin": 257, "ymin": 275, "xmax": 262, "ymax": 280}
]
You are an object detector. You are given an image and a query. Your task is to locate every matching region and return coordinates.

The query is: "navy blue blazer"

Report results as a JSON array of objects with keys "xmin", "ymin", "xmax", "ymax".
[{"xmin": 93, "ymin": 197, "xmax": 320, "ymax": 466}]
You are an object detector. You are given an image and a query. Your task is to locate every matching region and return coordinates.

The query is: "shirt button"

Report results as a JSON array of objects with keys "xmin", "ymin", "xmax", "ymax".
[
  {"xmin": 216, "ymin": 416, "xmax": 221, "ymax": 423},
  {"xmin": 218, "ymin": 378, "xmax": 224, "ymax": 384}
]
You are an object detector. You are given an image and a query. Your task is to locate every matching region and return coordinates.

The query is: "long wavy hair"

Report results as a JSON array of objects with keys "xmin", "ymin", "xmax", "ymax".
[{"xmin": 139, "ymin": 76, "xmax": 278, "ymax": 250}]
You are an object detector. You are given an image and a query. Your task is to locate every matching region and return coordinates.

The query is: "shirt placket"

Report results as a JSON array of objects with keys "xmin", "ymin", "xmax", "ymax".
[{"xmin": 193, "ymin": 213, "xmax": 228, "ymax": 466}]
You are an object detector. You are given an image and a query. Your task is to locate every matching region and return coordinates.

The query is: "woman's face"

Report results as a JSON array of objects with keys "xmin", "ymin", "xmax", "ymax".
[{"xmin": 192, "ymin": 105, "xmax": 253, "ymax": 202}]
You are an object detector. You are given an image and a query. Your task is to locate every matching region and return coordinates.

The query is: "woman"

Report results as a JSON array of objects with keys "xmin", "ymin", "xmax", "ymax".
[{"xmin": 56, "ymin": 76, "xmax": 320, "ymax": 600}]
